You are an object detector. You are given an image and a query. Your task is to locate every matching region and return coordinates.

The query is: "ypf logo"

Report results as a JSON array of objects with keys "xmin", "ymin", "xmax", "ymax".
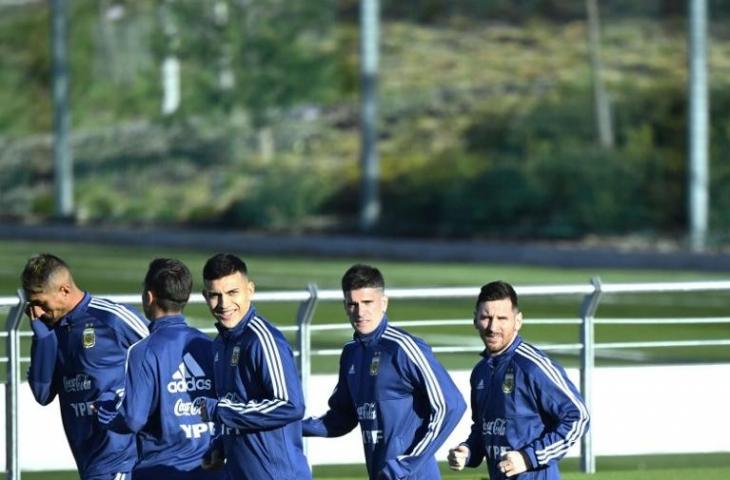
[{"xmin": 167, "ymin": 353, "xmax": 212, "ymax": 393}]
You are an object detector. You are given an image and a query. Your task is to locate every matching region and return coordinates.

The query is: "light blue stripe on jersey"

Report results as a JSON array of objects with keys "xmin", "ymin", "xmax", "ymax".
[
  {"xmin": 516, "ymin": 343, "xmax": 589, "ymax": 464},
  {"xmin": 89, "ymin": 297, "xmax": 149, "ymax": 338},
  {"xmin": 216, "ymin": 316, "xmax": 290, "ymax": 417},
  {"xmin": 249, "ymin": 316, "xmax": 288, "ymax": 400},
  {"xmin": 383, "ymin": 327, "xmax": 446, "ymax": 458}
]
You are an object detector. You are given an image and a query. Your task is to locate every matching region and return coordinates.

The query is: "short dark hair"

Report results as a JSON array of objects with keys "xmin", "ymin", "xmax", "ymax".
[
  {"xmin": 341, "ymin": 264, "xmax": 384, "ymax": 292},
  {"xmin": 144, "ymin": 258, "xmax": 192, "ymax": 313},
  {"xmin": 203, "ymin": 253, "xmax": 248, "ymax": 282},
  {"xmin": 21, "ymin": 253, "xmax": 70, "ymax": 293},
  {"xmin": 476, "ymin": 281, "xmax": 519, "ymax": 311}
]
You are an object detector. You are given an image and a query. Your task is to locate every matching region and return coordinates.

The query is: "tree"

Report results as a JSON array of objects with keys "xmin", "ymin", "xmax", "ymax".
[{"xmin": 586, "ymin": 0, "xmax": 614, "ymax": 148}]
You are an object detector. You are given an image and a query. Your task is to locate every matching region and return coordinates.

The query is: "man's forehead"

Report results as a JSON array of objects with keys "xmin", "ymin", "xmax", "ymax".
[
  {"xmin": 345, "ymin": 287, "xmax": 384, "ymax": 300},
  {"xmin": 204, "ymin": 272, "xmax": 247, "ymax": 291},
  {"xmin": 26, "ymin": 289, "xmax": 49, "ymax": 301},
  {"xmin": 476, "ymin": 298, "xmax": 514, "ymax": 313}
]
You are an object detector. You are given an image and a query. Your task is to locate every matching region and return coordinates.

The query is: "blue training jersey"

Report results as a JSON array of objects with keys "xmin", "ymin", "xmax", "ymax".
[
  {"xmin": 462, "ymin": 335, "xmax": 590, "ymax": 480},
  {"xmin": 27, "ymin": 293, "xmax": 149, "ymax": 479},
  {"xmin": 96, "ymin": 314, "xmax": 226, "ymax": 480},
  {"xmin": 302, "ymin": 316, "xmax": 466, "ymax": 480},
  {"xmin": 197, "ymin": 305, "xmax": 311, "ymax": 480}
]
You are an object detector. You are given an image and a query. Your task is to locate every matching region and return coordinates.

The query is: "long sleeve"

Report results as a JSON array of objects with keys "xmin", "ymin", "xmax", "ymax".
[
  {"xmin": 379, "ymin": 332, "xmax": 467, "ymax": 479},
  {"xmin": 27, "ymin": 320, "xmax": 59, "ymax": 405},
  {"xmin": 463, "ymin": 368, "xmax": 486, "ymax": 469},
  {"xmin": 516, "ymin": 344, "xmax": 590, "ymax": 470},
  {"xmin": 207, "ymin": 319, "xmax": 305, "ymax": 431},
  {"xmin": 111, "ymin": 305, "xmax": 149, "ymax": 349},
  {"xmin": 97, "ymin": 343, "xmax": 156, "ymax": 433},
  {"xmin": 302, "ymin": 350, "xmax": 358, "ymax": 438},
  {"xmin": 90, "ymin": 297, "xmax": 148, "ymax": 350}
]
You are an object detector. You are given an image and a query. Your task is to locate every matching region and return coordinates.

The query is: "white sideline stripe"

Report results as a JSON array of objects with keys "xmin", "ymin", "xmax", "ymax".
[
  {"xmin": 89, "ymin": 297, "xmax": 149, "ymax": 338},
  {"xmin": 383, "ymin": 327, "xmax": 446, "ymax": 459},
  {"xmin": 249, "ymin": 316, "xmax": 288, "ymax": 400},
  {"xmin": 516, "ymin": 343, "xmax": 589, "ymax": 464}
]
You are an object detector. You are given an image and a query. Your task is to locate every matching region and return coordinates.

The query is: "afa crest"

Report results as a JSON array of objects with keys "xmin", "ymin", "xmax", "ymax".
[
  {"xmin": 369, "ymin": 351, "xmax": 381, "ymax": 376},
  {"xmin": 82, "ymin": 324, "xmax": 95, "ymax": 349},
  {"xmin": 231, "ymin": 345, "xmax": 240, "ymax": 366},
  {"xmin": 502, "ymin": 368, "xmax": 515, "ymax": 394}
]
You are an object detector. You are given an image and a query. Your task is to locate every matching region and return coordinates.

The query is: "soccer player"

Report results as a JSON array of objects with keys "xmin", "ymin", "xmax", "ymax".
[
  {"xmin": 447, "ymin": 280, "xmax": 590, "ymax": 479},
  {"xmin": 193, "ymin": 253, "xmax": 311, "ymax": 479},
  {"xmin": 23, "ymin": 253, "xmax": 149, "ymax": 480},
  {"xmin": 302, "ymin": 263, "xmax": 466, "ymax": 480},
  {"xmin": 96, "ymin": 258, "xmax": 227, "ymax": 480}
]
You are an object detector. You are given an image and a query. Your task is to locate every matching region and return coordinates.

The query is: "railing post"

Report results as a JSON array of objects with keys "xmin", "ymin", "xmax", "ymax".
[
  {"xmin": 6, "ymin": 289, "xmax": 26, "ymax": 480},
  {"xmin": 579, "ymin": 277, "xmax": 602, "ymax": 474},
  {"xmin": 295, "ymin": 283, "xmax": 319, "ymax": 462}
]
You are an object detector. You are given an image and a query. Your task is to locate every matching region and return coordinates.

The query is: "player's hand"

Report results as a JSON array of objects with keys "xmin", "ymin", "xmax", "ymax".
[
  {"xmin": 447, "ymin": 444, "xmax": 469, "ymax": 471},
  {"xmin": 202, "ymin": 448, "xmax": 225, "ymax": 470},
  {"xmin": 26, "ymin": 304, "xmax": 56, "ymax": 327},
  {"xmin": 25, "ymin": 304, "xmax": 42, "ymax": 322},
  {"xmin": 498, "ymin": 451, "xmax": 527, "ymax": 477}
]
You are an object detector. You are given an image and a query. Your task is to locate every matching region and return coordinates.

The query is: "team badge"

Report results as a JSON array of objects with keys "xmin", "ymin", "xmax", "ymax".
[
  {"xmin": 82, "ymin": 324, "xmax": 95, "ymax": 349},
  {"xmin": 369, "ymin": 351, "xmax": 381, "ymax": 376},
  {"xmin": 231, "ymin": 345, "xmax": 240, "ymax": 366},
  {"xmin": 502, "ymin": 368, "xmax": 514, "ymax": 394}
]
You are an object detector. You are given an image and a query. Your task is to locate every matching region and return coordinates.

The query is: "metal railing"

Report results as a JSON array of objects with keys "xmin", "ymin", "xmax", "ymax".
[{"xmin": 3, "ymin": 278, "xmax": 730, "ymax": 478}]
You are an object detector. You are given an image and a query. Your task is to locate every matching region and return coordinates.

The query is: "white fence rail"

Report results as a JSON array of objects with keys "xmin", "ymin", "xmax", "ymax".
[{"xmin": 3, "ymin": 278, "xmax": 730, "ymax": 479}]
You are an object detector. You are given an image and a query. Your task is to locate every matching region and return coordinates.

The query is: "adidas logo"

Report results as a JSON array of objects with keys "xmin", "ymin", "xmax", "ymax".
[
  {"xmin": 476, "ymin": 379, "xmax": 485, "ymax": 390},
  {"xmin": 348, "ymin": 364, "xmax": 355, "ymax": 375},
  {"xmin": 166, "ymin": 353, "xmax": 212, "ymax": 393}
]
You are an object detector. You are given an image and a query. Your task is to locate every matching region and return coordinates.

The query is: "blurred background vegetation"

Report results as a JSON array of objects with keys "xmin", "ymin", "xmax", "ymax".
[{"xmin": 2, "ymin": 0, "xmax": 730, "ymax": 244}]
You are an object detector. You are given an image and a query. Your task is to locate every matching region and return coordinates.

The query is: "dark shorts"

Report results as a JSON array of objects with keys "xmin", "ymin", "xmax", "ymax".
[
  {"xmin": 133, "ymin": 465, "xmax": 228, "ymax": 480},
  {"xmin": 84, "ymin": 472, "xmax": 132, "ymax": 480}
]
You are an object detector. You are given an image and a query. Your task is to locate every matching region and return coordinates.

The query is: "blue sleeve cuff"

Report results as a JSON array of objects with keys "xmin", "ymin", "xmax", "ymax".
[
  {"xmin": 194, "ymin": 397, "xmax": 219, "ymax": 422},
  {"xmin": 30, "ymin": 319, "xmax": 54, "ymax": 337},
  {"xmin": 522, "ymin": 446, "xmax": 538, "ymax": 470},
  {"xmin": 380, "ymin": 458, "xmax": 406, "ymax": 480}
]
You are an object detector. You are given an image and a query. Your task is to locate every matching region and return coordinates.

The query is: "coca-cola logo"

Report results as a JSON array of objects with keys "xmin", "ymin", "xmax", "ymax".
[
  {"xmin": 63, "ymin": 374, "xmax": 92, "ymax": 393},
  {"xmin": 173, "ymin": 398, "xmax": 202, "ymax": 417}
]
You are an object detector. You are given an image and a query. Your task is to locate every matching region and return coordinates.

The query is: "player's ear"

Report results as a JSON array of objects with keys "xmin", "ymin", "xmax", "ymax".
[
  {"xmin": 58, "ymin": 282, "xmax": 71, "ymax": 296},
  {"xmin": 515, "ymin": 311, "xmax": 523, "ymax": 331},
  {"xmin": 381, "ymin": 295, "xmax": 388, "ymax": 314},
  {"xmin": 142, "ymin": 289, "xmax": 155, "ymax": 307}
]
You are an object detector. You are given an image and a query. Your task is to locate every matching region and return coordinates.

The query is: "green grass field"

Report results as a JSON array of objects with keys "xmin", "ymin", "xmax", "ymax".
[{"xmin": 3, "ymin": 453, "xmax": 730, "ymax": 479}]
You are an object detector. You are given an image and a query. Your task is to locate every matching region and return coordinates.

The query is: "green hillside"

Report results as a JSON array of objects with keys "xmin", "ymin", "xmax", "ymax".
[{"xmin": 2, "ymin": 2, "xmax": 730, "ymax": 242}]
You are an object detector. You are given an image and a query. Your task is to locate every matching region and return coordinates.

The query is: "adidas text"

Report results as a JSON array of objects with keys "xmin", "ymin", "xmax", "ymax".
[{"xmin": 167, "ymin": 378, "xmax": 212, "ymax": 393}]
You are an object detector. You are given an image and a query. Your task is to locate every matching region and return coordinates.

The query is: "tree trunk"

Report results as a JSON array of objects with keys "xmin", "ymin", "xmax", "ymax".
[{"xmin": 586, "ymin": 0, "xmax": 614, "ymax": 148}]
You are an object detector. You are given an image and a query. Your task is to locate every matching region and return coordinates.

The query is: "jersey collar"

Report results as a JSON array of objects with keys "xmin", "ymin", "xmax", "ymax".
[
  {"xmin": 354, "ymin": 314, "xmax": 389, "ymax": 345},
  {"xmin": 149, "ymin": 314, "xmax": 186, "ymax": 333},
  {"xmin": 216, "ymin": 304, "xmax": 256, "ymax": 339},
  {"xmin": 59, "ymin": 292, "xmax": 92, "ymax": 327},
  {"xmin": 482, "ymin": 334, "xmax": 523, "ymax": 366}
]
